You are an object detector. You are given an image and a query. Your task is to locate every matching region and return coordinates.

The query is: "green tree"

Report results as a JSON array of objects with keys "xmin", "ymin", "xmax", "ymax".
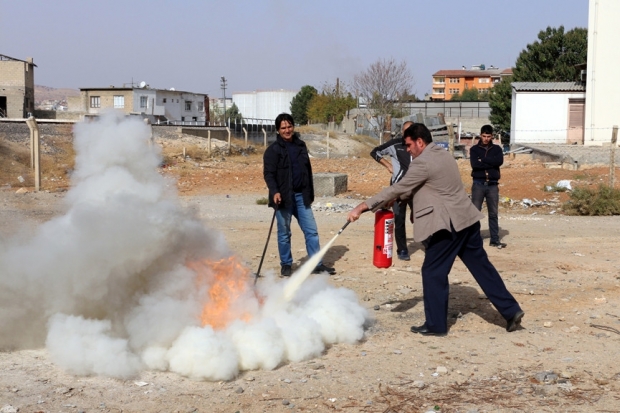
[
  {"xmin": 290, "ymin": 85, "xmax": 317, "ymax": 125},
  {"xmin": 226, "ymin": 102, "xmax": 243, "ymax": 122},
  {"xmin": 489, "ymin": 26, "xmax": 587, "ymax": 133},
  {"xmin": 306, "ymin": 82, "xmax": 356, "ymax": 124},
  {"xmin": 488, "ymin": 76, "xmax": 513, "ymax": 135},
  {"xmin": 450, "ymin": 87, "xmax": 489, "ymax": 102}
]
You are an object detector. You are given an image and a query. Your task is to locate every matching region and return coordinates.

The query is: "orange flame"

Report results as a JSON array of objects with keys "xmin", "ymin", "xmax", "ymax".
[{"xmin": 188, "ymin": 256, "xmax": 254, "ymax": 329}]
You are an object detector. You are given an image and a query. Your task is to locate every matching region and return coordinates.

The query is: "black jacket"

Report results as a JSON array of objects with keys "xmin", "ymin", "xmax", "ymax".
[
  {"xmin": 470, "ymin": 142, "xmax": 504, "ymax": 183},
  {"xmin": 263, "ymin": 132, "xmax": 314, "ymax": 209}
]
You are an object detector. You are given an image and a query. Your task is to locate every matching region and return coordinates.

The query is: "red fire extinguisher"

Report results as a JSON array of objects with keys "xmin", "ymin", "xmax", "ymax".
[{"xmin": 373, "ymin": 208, "xmax": 394, "ymax": 268}]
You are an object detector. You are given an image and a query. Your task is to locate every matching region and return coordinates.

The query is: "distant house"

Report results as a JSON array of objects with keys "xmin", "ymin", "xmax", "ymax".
[
  {"xmin": 0, "ymin": 54, "xmax": 36, "ymax": 118},
  {"xmin": 431, "ymin": 65, "xmax": 512, "ymax": 101},
  {"xmin": 68, "ymin": 85, "xmax": 208, "ymax": 125},
  {"xmin": 510, "ymin": 82, "xmax": 586, "ymax": 145}
]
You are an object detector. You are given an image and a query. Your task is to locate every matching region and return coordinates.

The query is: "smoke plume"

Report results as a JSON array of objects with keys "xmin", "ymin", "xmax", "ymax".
[{"xmin": 0, "ymin": 111, "xmax": 370, "ymax": 380}]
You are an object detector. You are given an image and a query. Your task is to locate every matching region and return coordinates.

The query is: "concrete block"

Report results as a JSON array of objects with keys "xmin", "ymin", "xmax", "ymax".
[{"xmin": 313, "ymin": 173, "xmax": 347, "ymax": 196}]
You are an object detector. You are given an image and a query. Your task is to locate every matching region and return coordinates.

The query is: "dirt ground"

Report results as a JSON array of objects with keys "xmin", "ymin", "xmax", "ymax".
[{"xmin": 1, "ymin": 135, "xmax": 620, "ymax": 412}]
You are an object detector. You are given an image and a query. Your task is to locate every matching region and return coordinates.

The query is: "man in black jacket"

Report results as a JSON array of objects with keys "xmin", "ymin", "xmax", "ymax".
[
  {"xmin": 470, "ymin": 124, "xmax": 506, "ymax": 248},
  {"xmin": 370, "ymin": 120, "xmax": 413, "ymax": 260},
  {"xmin": 263, "ymin": 113, "xmax": 335, "ymax": 277}
]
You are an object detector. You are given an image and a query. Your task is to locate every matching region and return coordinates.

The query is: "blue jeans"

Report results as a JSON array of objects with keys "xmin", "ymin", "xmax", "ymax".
[
  {"xmin": 471, "ymin": 182, "xmax": 500, "ymax": 244},
  {"xmin": 275, "ymin": 192, "xmax": 321, "ymax": 267}
]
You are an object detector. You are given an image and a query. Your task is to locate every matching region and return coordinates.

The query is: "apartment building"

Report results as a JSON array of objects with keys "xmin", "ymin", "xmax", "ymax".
[
  {"xmin": 68, "ymin": 84, "xmax": 208, "ymax": 125},
  {"xmin": 431, "ymin": 65, "xmax": 512, "ymax": 101},
  {"xmin": 0, "ymin": 54, "xmax": 36, "ymax": 118}
]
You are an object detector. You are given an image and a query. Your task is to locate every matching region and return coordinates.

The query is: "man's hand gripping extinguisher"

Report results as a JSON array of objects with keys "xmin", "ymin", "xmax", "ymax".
[{"xmin": 373, "ymin": 208, "xmax": 394, "ymax": 268}]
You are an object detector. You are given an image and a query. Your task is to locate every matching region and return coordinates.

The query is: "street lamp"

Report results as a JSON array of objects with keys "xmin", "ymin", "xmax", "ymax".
[{"xmin": 220, "ymin": 76, "xmax": 227, "ymax": 125}]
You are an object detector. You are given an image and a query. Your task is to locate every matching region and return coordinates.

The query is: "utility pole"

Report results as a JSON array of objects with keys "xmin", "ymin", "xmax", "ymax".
[{"xmin": 220, "ymin": 76, "xmax": 227, "ymax": 125}]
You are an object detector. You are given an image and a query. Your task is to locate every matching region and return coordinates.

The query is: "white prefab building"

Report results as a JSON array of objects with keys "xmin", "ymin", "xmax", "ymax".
[
  {"xmin": 510, "ymin": 82, "xmax": 586, "ymax": 144},
  {"xmin": 584, "ymin": 0, "xmax": 620, "ymax": 145},
  {"xmin": 232, "ymin": 89, "xmax": 298, "ymax": 122}
]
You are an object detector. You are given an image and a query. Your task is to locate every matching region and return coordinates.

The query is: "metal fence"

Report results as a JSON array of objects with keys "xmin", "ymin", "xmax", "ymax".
[{"xmin": 402, "ymin": 102, "xmax": 490, "ymax": 118}]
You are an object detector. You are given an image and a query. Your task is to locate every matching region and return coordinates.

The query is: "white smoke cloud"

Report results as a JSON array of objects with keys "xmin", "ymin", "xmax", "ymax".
[{"xmin": 0, "ymin": 111, "xmax": 371, "ymax": 380}]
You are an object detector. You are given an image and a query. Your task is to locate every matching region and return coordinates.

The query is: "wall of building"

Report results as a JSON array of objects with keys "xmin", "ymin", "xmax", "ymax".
[
  {"xmin": 0, "ymin": 58, "xmax": 35, "ymax": 118},
  {"xmin": 232, "ymin": 90, "xmax": 297, "ymax": 122},
  {"xmin": 584, "ymin": 0, "xmax": 620, "ymax": 146},
  {"xmin": 511, "ymin": 91, "xmax": 586, "ymax": 144}
]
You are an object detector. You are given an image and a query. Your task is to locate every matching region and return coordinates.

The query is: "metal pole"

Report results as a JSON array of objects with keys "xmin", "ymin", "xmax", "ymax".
[
  {"xmin": 243, "ymin": 127, "xmax": 248, "ymax": 147},
  {"xmin": 220, "ymin": 76, "xmax": 227, "ymax": 125},
  {"xmin": 207, "ymin": 129, "xmax": 211, "ymax": 155},
  {"xmin": 262, "ymin": 127, "xmax": 267, "ymax": 147},
  {"xmin": 326, "ymin": 131, "xmax": 330, "ymax": 159},
  {"xmin": 25, "ymin": 116, "xmax": 40, "ymax": 191},
  {"xmin": 610, "ymin": 125, "xmax": 618, "ymax": 188}
]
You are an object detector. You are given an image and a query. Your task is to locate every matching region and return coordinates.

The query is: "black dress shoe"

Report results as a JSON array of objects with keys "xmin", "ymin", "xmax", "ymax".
[
  {"xmin": 506, "ymin": 310, "xmax": 525, "ymax": 332},
  {"xmin": 410, "ymin": 324, "xmax": 447, "ymax": 337},
  {"xmin": 313, "ymin": 264, "xmax": 336, "ymax": 275}
]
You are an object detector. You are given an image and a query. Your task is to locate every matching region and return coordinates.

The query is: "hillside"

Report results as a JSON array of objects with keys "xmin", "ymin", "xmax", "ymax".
[{"xmin": 34, "ymin": 84, "xmax": 79, "ymax": 104}]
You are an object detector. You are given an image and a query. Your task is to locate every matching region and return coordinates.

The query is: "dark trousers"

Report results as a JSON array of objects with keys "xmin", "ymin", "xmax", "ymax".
[
  {"xmin": 421, "ymin": 221, "xmax": 521, "ymax": 333},
  {"xmin": 471, "ymin": 182, "xmax": 500, "ymax": 244},
  {"xmin": 392, "ymin": 198, "xmax": 411, "ymax": 254}
]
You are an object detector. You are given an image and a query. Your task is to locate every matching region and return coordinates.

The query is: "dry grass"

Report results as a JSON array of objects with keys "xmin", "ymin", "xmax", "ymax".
[{"xmin": 0, "ymin": 139, "xmax": 74, "ymax": 190}]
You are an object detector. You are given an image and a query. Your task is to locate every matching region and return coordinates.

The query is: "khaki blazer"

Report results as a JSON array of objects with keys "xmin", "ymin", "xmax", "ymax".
[{"xmin": 366, "ymin": 142, "xmax": 483, "ymax": 242}]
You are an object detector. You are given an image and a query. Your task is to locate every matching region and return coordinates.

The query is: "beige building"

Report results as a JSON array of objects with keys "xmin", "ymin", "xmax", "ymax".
[
  {"xmin": 69, "ymin": 85, "xmax": 208, "ymax": 125},
  {"xmin": 0, "ymin": 54, "xmax": 36, "ymax": 118}
]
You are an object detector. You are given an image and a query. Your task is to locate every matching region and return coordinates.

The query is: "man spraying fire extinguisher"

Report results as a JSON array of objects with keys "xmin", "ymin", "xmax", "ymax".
[{"xmin": 347, "ymin": 123, "xmax": 524, "ymax": 337}]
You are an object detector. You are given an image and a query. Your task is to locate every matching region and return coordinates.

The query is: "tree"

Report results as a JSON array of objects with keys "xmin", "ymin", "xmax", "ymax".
[
  {"xmin": 489, "ymin": 26, "xmax": 587, "ymax": 134},
  {"xmin": 226, "ymin": 103, "xmax": 243, "ymax": 122},
  {"xmin": 352, "ymin": 58, "xmax": 414, "ymax": 138},
  {"xmin": 306, "ymin": 81, "xmax": 356, "ymax": 124},
  {"xmin": 290, "ymin": 85, "xmax": 317, "ymax": 125},
  {"xmin": 513, "ymin": 26, "xmax": 587, "ymax": 82},
  {"xmin": 488, "ymin": 76, "xmax": 513, "ymax": 135},
  {"xmin": 450, "ymin": 87, "xmax": 489, "ymax": 102}
]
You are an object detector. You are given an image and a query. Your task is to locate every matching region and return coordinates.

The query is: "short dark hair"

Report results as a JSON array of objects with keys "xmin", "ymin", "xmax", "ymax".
[
  {"xmin": 403, "ymin": 123, "xmax": 433, "ymax": 144},
  {"xmin": 480, "ymin": 124, "xmax": 493, "ymax": 135},
  {"xmin": 275, "ymin": 113, "xmax": 294, "ymax": 129}
]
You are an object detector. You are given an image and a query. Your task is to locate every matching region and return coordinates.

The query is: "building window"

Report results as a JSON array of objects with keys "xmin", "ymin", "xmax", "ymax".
[
  {"xmin": 113, "ymin": 96, "xmax": 124, "ymax": 108},
  {"xmin": 90, "ymin": 96, "xmax": 100, "ymax": 108},
  {"xmin": 140, "ymin": 96, "xmax": 148, "ymax": 108},
  {"xmin": 449, "ymin": 89, "xmax": 460, "ymax": 94},
  {"xmin": 478, "ymin": 78, "xmax": 490, "ymax": 84},
  {"xmin": 163, "ymin": 98, "xmax": 167, "ymax": 103},
  {"xmin": 185, "ymin": 101, "xmax": 192, "ymax": 111},
  {"xmin": 197, "ymin": 102, "xmax": 204, "ymax": 111},
  {"xmin": 449, "ymin": 78, "xmax": 459, "ymax": 83},
  {"xmin": 433, "ymin": 77, "xmax": 445, "ymax": 84},
  {"xmin": 433, "ymin": 88, "xmax": 445, "ymax": 94}
]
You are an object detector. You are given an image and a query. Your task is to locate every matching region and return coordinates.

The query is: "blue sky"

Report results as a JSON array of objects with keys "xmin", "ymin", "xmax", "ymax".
[{"xmin": 0, "ymin": 0, "xmax": 588, "ymax": 98}]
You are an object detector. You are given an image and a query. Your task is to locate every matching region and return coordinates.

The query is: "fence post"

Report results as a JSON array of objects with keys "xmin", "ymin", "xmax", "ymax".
[
  {"xmin": 326, "ymin": 131, "xmax": 330, "ymax": 159},
  {"xmin": 226, "ymin": 127, "xmax": 231, "ymax": 155},
  {"xmin": 262, "ymin": 127, "xmax": 267, "ymax": 148},
  {"xmin": 207, "ymin": 129, "xmax": 211, "ymax": 156},
  {"xmin": 243, "ymin": 127, "xmax": 248, "ymax": 147},
  {"xmin": 610, "ymin": 125, "xmax": 618, "ymax": 188},
  {"xmin": 25, "ymin": 116, "xmax": 41, "ymax": 192},
  {"xmin": 447, "ymin": 123, "xmax": 455, "ymax": 157}
]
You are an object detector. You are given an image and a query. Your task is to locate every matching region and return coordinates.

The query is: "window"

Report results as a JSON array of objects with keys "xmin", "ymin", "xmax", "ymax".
[
  {"xmin": 185, "ymin": 101, "xmax": 192, "ymax": 111},
  {"xmin": 433, "ymin": 77, "xmax": 445, "ymax": 84},
  {"xmin": 449, "ymin": 89, "xmax": 459, "ymax": 94},
  {"xmin": 197, "ymin": 102, "xmax": 204, "ymax": 111},
  {"xmin": 113, "ymin": 95, "xmax": 124, "ymax": 108},
  {"xmin": 449, "ymin": 78, "xmax": 459, "ymax": 83},
  {"xmin": 163, "ymin": 98, "xmax": 167, "ymax": 103},
  {"xmin": 433, "ymin": 88, "xmax": 445, "ymax": 94},
  {"xmin": 478, "ymin": 78, "xmax": 490, "ymax": 84},
  {"xmin": 90, "ymin": 96, "xmax": 100, "ymax": 108},
  {"xmin": 140, "ymin": 96, "xmax": 148, "ymax": 108}
]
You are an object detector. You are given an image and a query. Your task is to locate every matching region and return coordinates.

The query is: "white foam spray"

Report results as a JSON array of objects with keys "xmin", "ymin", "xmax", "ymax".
[{"xmin": 0, "ymin": 111, "xmax": 370, "ymax": 380}]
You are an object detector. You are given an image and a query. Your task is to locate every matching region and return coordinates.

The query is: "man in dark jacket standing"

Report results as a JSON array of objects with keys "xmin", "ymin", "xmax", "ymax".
[
  {"xmin": 470, "ymin": 124, "xmax": 506, "ymax": 248},
  {"xmin": 263, "ymin": 113, "xmax": 335, "ymax": 277},
  {"xmin": 370, "ymin": 120, "xmax": 413, "ymax": 260}
]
